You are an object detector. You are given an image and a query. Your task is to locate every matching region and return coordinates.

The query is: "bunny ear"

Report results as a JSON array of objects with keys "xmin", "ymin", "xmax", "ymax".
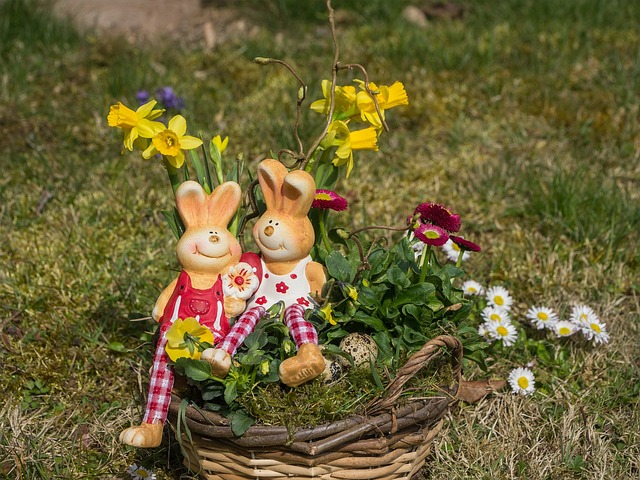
[
  {"xmin": 176, "ymin": 181, "xmax": 208, "ymax": 228},
  {"xmin": 207, "ymin": 181, "xmax": 242, "ymax": 226},
  {"xmin": 257, "ymin": 159, "xmax": 288, "ymax": 210},
  {"xmin": 281, "ymin": 169, "xmax": 316, "ymax": 217}
]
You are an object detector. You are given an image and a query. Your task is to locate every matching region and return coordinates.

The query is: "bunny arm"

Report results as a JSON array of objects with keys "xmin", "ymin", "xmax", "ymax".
[
  {"xmin": 305, "ymin": 261, "xmax": 326, "ymax": 298},
  {"xmin": 152, "ymin": 278, "xmax": 178, "ymax": 322},
  {"xmin": 224, "ymin": 297, "xmax": 247, "ymax": 318}
]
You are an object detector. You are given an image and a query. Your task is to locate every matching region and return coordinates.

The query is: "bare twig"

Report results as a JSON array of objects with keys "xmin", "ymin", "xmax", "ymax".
[
  {"xmin": 239, "ymin": 179, "xmax": 261, "ymax": 250},
  {"xmin": 253, "ymin": 57, "xmax": 306, "ymax": 159},
  {"xmin": 349, "ymin": 224, "xmax": 409, "ymax": 237}
]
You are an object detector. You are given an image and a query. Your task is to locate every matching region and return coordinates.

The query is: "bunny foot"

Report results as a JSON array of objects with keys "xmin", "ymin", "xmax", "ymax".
[
  {"xmin": 279, "ymin": 343, "xmax": 325, "ymax": 387},
  {"xmin": 120, "ymin": 421, "xmax": 163, "ymax": 448},
  {"xmin": 201, "ymin": 348, "xmax": 232, "ymax": 378}
]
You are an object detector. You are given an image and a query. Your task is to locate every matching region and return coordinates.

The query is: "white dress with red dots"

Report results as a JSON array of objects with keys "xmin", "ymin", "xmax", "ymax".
[{"xmin": 218, "ymin": 255, "xmax": 319, "ymax": 356}]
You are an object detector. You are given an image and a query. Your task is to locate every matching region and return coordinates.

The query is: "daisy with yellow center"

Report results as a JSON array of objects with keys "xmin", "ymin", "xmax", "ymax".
[
  {"xmin": 525, "ymin": 306, "xmax": 559, "ymax": 330},
  {"xmin": 508, "ymin": 367, "xmax": 536, "ymax": 396},
  {"xmin": 569, "ymin": 304, "xmax": 598, "ymax": 327},
  {"xmin": 486, "ymin": 286, "xmax": 513, "ymax": 310},
  {"xmin": 487, "ymin": 321, "xmax": 518, "ymax": 346},
  {"xmin": 164, "ymin": 317, "xmax": 214, "ymax": 362},
  {"xmin": 554, "ymin": 320, "xmax": 577, "ymax": 338},
  {"xmin": 107, "ymin": 100, "xmax": 165, "ymax": 151},
  {"xmin": 461, "ymin": 280, "xmax": 484, "ymax": 296},
  {"xmin": 321, "ymin": 120, "xmax": 379, "ymax": 178},
  {"xmin": 442, "ymin": 238, "xmax": 469, "ymax": 263},
  {"xmin": 142, "ymin": 114, "xmax": 203, "ymax": 168},
  {"xmin": 355, "ymin": 80, "xmax": 409, "ymax": 129},
  {"xmin": 481, "ymin": 305, "xmax": 510, "ymax": 324},
  {"xmin": 127, "ymin": 463, "xmax": 157, "ymax": 480},
  {"xmin": 580, "ymin": 319, "xmax": 610, "ymax": 345}
]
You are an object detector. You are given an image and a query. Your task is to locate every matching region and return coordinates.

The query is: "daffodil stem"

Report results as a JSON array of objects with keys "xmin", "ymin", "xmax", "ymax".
[{"xmin": 163, "ymin": 157, "xmax": 183, "ymax": 194}]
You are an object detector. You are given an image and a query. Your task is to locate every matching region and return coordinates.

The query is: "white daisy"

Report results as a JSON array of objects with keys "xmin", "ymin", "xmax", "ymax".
[
  {"xmin": 481, "ymin": 305, "xmax": 511, "ymax": 325},
  {"xmin": 486, "ymin": 286, "xmax": 513, "ymax": 310},
  {"xmin": 508, "ymin": 367, "xmax": 536, "ymax": 396},
  {"xmin": 127, "ymin": 464, "xmax": 156, "ymax": 480},
  {"xmin": 525, "ymin": 306, "xmax": 559, "ymax": 330},
  {"xmin": 477, "ymin": 323, "xmax": 491, "ymax": 339},
  {"xmin": 442, "ymin": 238, "xmax": 470, "ymax": 263},
  {"xmin": 462, "ymin": 280, "xmax": 484, "ymax": 296},
  {"xmin": 554, "ymin": 320, "xmax": 577, "ymax": 338},
  {"xmin": 580, "ymin": 319, "xmax": 610, "ymax": 345},
  {"xmin": 487, "ymin": 321, "xmax": 518, "ymax": 346},
  {"xmin": 570, "ymin": 304, "xmax": 598, "ymax": 327}
]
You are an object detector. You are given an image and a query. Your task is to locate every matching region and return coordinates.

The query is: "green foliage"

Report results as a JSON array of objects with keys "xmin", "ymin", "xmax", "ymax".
[{"xmin": 312, "ymin": 236, "xmax": 488, "ymax": 368}]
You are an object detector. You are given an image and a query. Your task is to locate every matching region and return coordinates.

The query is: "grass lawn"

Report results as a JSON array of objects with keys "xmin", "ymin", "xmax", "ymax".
[{"xmin": 1, "ymin": 0, "xmax": 639, "ymax": 478}]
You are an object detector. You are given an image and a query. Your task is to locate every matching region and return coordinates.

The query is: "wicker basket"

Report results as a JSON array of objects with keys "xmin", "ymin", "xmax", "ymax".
[{"xmin": 167, "ymin": 335, "xmax": 463, "ymax": 480}]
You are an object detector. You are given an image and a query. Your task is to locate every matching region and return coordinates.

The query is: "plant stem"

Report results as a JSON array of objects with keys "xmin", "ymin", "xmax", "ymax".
[
  {"xmin": 419, "ymin": 245, "xmax": 432, "ymax": 283},
  {"xmin": 319, "ymin": 210, "xmax": 332, "ymax": 252}
]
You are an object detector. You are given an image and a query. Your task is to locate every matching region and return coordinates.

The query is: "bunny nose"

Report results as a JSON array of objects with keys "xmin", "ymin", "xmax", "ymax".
[
  {"xmin": 209, "ymin": 234, "xmax": 220, "ymax": 244},
  {"xmin": 264, "ymin": 226, "xmax": 274, "ymax": 237}
]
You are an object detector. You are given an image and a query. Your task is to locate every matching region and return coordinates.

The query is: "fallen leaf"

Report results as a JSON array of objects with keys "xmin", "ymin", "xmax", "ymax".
[{"xmin": 457, "ymin": 379, "xmax": 506, "ymax": 404}]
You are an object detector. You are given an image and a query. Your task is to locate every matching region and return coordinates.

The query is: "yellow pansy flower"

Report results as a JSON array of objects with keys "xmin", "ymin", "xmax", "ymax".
[
  {"xmin": 164, "ymin": 317, "xmax": 214, "ymax": 362},
  {"xmin": 107, "ymin": 100, "xmax": 165, "ymax": 151},
  {"xmin": 356, "ymin": 81, "xmax": 409, "ymax": 129},
  {"xmin": 310, "ymin": 80, "xmax": 358, "ymax": 118},
  {"xmin": 142, "ymin": 114, "xmax": 203, "ymax": 168},
  {"xmin": 323, "ymin": 120, "xmax": 378, "ymax": 178},
  {"xmin": 320, "ymin": 304, "xmax": 336, "ymax": 325}
]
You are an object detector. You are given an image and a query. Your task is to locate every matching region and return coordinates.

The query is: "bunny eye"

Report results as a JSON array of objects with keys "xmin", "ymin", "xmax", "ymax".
[
  {"xmin": 268, "ymin": 220, "xmax": 273, "ymax": 224},
  {"xmin": 275, "ymin": 222, "xmax": 279, "ymax": 226}
]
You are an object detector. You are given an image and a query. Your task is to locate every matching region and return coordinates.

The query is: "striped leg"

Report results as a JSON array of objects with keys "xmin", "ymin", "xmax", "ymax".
[
  {"xmin": 217, "ymin": 306, "xmax": 266, "ymax": 355},
  {"xmin": 142, "ymin": 322, "xmax": 174, "ymax": 424},
  {"xmin": 284, "ymin": 304, "xmax": 318, "ymax": 347}
]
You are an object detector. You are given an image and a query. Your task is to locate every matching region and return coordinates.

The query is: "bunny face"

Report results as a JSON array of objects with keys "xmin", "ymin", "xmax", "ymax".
[
  {"xmin": 254, "ymin": 159, "xmax": 316, "ymax": 263},
  {"xmin": 175, "ymin": 181, "xmax": 242, "ymax": 275}
]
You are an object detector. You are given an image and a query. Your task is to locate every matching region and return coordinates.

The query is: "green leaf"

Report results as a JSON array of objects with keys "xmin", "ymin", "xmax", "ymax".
[
  {"xmin": 349, "ymin": 311, "xmax": 388, "ymax": 332},
  {"xmin": 390, "ymin": 283, "xmax": 436, "ymax": 307},
  {"xmin": 229, "ymin": 410, "xmax": 255, "ymax": 436},
  {"xmin": 325, "ymin": 250, "xmax": 356, "ymax": 283},
  {"xmin": 224, "ymin": 381, "xmax": 238, "ymax": 405},
  {"xmin": 107, "ymin": 341, "xmax": 125, "ymax": 352},
  {"xmin": 387, "ymin": 265, "xmax": 410, "ymax": 288},
  {"xmin": 175, "ymin": 358, "xmax": 212, "ymax": 382},
  {"xmin": 189, "ymin": 149, "xmax": 211, "ymax": 194},
  {"xmin": 161, "ymin": 208, "xmax": 185, "ymax": 240}
]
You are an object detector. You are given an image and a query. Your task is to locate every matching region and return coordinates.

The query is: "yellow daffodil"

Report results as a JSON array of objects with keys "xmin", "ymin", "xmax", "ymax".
[
  {"xmin": 107, "ymin": 100, "xmax": 165, "ymax": 151},
  {"xmin": 211, "ymin": 135, "xmax": 228, "ymax": 154},
  {"xmin": 310, "ymin": 80, "xmax": 358, "ymax": 118},
  {"xmin": 164, "ymin": 317, "xmax": 214, "ymax": 362},
  {"xmin": 320, "ymin": 304, "xmax": 336, "ymax": 325},
  {"xmin": 323, "ymin": 120, "xmax": 379, "ymax": 178},
  {"xmin": 356, "ymin": 80, "xmax": 409, "ymax": 129},
  {"xmin": 142, "ymin": 114, "xmax": 203, "ymax": 168}
]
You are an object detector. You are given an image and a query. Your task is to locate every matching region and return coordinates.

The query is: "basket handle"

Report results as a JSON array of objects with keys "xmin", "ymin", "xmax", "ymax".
[{"xmin": 364, "ymin": 335, "xmax": 463, "ymax": 414}]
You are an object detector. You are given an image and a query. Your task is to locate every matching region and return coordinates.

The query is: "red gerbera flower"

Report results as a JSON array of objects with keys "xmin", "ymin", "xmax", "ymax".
[
  {"xmin": 311, "ymin": 189, "xmax": 348, "ymax": 211},
  {"xmin": 414, "ymin": 223, "xmax": 449, "ymax": 246},
  {"xmin": 450, "ymin": 235, "xmax": 481, "ymax": 252},
  {"xmin": 414, "ymin": 202, "xmax": 461, "ymax": 232}
]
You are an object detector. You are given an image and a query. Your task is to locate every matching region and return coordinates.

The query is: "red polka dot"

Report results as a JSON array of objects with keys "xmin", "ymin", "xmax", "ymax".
[
  {"xmin": 265, "ymin": 273, "xmax": 270, "ymax": 278},
  {"xmin": 290, "ymin": 273, "xmax": 297, "ymax": 279}
]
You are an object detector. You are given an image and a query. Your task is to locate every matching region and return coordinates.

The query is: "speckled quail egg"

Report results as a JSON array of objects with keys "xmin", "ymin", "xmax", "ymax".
[
  {"xmin": 320, "ymin": 356, "xmax": 344, "ymax": 384},
  {"xmin": 338, "ymin": 333, "xmax": 378, "ymax": 368}
]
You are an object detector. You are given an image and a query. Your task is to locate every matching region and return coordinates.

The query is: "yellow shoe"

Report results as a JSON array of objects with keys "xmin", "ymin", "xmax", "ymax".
[
  {"xmin": 279, "ymin": 343, "xmax": 325, "ymax": 387},
  {"xmin": 119, "ymin": 421, "xmax": 163, "ymax": 448}
]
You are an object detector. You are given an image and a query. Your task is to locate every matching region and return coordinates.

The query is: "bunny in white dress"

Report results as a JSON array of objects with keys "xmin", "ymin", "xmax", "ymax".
[{"xmin": 205, "ymin": 159, "xmax": 326, "ymax": 388}]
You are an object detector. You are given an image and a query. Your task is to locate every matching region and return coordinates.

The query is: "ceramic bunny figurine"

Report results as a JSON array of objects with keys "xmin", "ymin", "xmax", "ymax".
[
  {"xmin": 204, "ymin": 159, "xmax": 326, "ymax": 387},
  {"xmin": 120, "ymin": 180, "xmax": 249, "ymax": 448}
]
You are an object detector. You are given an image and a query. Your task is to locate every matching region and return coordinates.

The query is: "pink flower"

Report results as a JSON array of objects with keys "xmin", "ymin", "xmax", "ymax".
[
  {"xmin": 275, "ymin": 282, "xmax": 289, "ymax": 294},
  {"xmin": 255, "ymin": 296, "xmax": 268, "ymax": 305},
  {"xmin": 296, "ymin": 297, "xmax": 310, "ymax": 306},
  {"xmin": 311, "ymin": 189, "xmax": 348, "ymax": 211},
  {"xmin": 414, "ymin": 202, "xmax": 461, "ymax": 232},
  {"xmin": 450, "ymin": 235, "xmax": 481, "ymax": 252},
  {"xmin": 414, "ymin": 223, "xmax": 449, "ymax": 246}
]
